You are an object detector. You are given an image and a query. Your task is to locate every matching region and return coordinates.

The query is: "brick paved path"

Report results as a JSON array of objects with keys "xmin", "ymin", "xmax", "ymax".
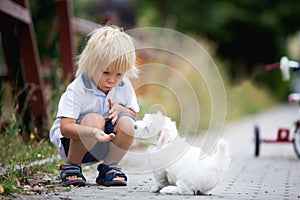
[{"xmin": 26, "ymin": 104, "xmax": 300, "ymax": 199}]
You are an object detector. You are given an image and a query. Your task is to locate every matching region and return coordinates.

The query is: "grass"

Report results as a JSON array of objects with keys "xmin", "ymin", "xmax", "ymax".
[
  {"xmin": 0, "ymin": 113, "xmax": 63, "ymax": 195},
  {"xmin": 0, "ymin": 68, "xmax": 68, "ymax": 196},
  {"xmin": 226, "ymin": 80, "xmax": 276, "ymax": 121}
]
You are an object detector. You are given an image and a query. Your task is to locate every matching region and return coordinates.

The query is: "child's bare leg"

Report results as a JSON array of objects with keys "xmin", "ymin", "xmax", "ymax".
[
  {"xmin": 65, "ymin": 113, "xmax": 105, "ymax": 181},
  {"xmin": 102, "ymin": 116, "xmax": 134, "ymax": 181},
  {"xmin": 103, "ymin": 116, "xmax": 135, "ymax": 164}
]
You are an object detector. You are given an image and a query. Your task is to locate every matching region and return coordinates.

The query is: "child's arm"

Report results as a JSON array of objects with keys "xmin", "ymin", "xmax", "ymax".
[
  {"xmin": 60, "ymin": 117, "xmax": 115, "ymax": 141},
  {"xmin": 108, "ymin": 99, "xmax": 137, "ymax": 124}
]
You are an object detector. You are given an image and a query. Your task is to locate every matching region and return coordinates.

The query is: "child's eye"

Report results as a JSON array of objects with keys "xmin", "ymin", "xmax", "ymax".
[
  {"xmin": 102, "ymin": 71, "xmax": 110, "ymax": 75},
  {"xmin": 116, "ymin": 73, "xmax": 123, "ymax": 76}
]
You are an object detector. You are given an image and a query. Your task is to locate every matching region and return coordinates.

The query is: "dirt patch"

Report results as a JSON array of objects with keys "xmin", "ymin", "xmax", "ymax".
[{"xmin": 1, "ymin": 172, "xmax": 69, "ymax": 199}]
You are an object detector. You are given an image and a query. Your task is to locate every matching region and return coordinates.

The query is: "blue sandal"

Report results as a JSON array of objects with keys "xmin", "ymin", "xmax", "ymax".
[
  {"xmin": 96, "ymin": 163, "xmax": 127, "ymax": 186},
  {"xmin": 60, "ymin": 164, "xmax": 87, "ymax": 186}
]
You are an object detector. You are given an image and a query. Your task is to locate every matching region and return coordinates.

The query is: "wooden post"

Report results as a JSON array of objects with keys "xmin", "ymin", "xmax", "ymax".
[
  {"xmin": 1, "ymin": 21, "xmax": 32, "ymax": 140},
  {"xmin": 56, "ymin": 0, "xmax": 76, "ymax": 80},
  {"xmin": 0, "ymin": 0, "xmax": 48, "ymax": 140}
]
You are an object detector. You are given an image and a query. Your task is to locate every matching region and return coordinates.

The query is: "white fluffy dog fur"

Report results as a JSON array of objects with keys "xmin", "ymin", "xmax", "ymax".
[{"xmin": 134, "ymin": 113, "xmax": 231, "ymax": 195}]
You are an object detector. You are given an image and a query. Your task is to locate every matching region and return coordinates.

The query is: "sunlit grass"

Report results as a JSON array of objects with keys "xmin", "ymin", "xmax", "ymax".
[{"xmin": 226, "ymin": 80, "xmax": 276, "ymax": 121}]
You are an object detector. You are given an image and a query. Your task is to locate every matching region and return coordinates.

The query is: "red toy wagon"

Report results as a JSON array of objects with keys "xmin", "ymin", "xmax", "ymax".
[{"xmin": 254, "ymin": 57, "xmax": 300, "ymax": 159}]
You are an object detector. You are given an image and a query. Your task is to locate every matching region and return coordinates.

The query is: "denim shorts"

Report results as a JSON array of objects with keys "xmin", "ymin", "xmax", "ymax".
[{"xmin": 61, "ymin": 113, "xmax": 136, "ymax": 164}]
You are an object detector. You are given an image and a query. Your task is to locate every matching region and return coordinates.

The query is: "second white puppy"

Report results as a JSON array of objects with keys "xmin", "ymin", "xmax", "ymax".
[{"xmin": 134, "ymin": 113, "xmax": 231, "ymax": 195}]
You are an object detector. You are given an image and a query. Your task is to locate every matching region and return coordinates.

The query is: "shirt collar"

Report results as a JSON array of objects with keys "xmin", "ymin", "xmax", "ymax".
[
  {"xmin": 81, "ymin": 74, "xmax": 125, "ymax": 96},
  {"xmin": 92, "ymin": 84, "xmax": 106, "ymax": 97},
  {"xmin": 81, "ymin": 74, "xmax": 93, "ymax": 90}
]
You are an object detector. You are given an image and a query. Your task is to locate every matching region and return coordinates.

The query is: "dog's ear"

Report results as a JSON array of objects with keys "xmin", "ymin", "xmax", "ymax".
[
  {"xmin": 143, "ymin": 114, "xmax": 152, "ymax": 124},
  {"xmin": 157, "ymin": 128, "xmax": 170, "ymax": 148},
  {"xmin": 156, "ymin": 110, "xmax": 163, "ymax": 115},
  {"xmin": 143, "ymin": 113, "xmax": 149, "ymax": 119},
  {"xmin": 157, "ymin": 125, "xmax": 177, "ymax": 148}
]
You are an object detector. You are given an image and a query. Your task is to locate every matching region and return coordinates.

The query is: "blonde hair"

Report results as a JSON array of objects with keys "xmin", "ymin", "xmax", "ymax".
[{"xmin": 76, "ymin": 26, "xmax": 138, "ymax": 79}]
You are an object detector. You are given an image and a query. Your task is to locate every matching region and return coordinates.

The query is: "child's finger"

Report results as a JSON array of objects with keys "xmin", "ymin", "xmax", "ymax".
[
  {"xmin": 108, "ymin": 98, "xmax": 113, "ymax": 108},
  {"xmin": 108, "ymin": 133, "xmax": 115, "ymax": 140},
  {"xmin": 111, "ymin": 114, "xmax": 118, "ymax": 125},
  {"xmin": 94, "ymin": 129, "xmax": 115, "ymax": 142},
  {"xmin": 108, "ymin": 110, "xmax": 117, "ymax": 119},
  {"xmin": 109, "ymin": 107, "xmax": 116, "ymax": 115}
]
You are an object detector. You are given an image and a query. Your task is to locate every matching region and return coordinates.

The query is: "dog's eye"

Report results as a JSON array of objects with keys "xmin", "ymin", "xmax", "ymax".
[{"xmin": 145, "ymin": 126, "xmax": 150, "ymax": 132}]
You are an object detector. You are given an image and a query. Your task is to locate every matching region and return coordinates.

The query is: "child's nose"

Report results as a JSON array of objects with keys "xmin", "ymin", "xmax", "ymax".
[{"xmin": 107, "ymin": 75, "xmax": 116, "ymax": 83}]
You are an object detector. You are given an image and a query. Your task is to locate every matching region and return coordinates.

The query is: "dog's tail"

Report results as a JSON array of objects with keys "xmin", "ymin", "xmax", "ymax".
[
  {"xmin": 216, "ymin": 139, "xmax": 229, "ymax": 155},
  {"xmin": 214, "ymin": 139, "xmax": 231, "ymax": 169}
]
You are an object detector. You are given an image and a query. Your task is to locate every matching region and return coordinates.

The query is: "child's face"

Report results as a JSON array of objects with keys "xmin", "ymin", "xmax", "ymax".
[{"xmin": 93, "ymin": 67, "xmax": 125, "ymax": 94}]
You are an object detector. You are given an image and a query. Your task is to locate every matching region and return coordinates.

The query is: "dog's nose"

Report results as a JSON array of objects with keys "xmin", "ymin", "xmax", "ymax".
[{"xmin": 134, "ymin": 125, "xmax": 137, "ymax": 130}]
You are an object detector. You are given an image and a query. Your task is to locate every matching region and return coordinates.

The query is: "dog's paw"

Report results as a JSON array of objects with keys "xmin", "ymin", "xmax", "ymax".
[
  {"xmin": 150, "ymin": 185, "xmax": 161, "ymax": 193},
  {"xmin": 160, "ymin": 186, "xmax": 196, "ymax": 195},
  {"xmin": 159, "ymin": 186, "xmax": 179, "ymax": 195}
]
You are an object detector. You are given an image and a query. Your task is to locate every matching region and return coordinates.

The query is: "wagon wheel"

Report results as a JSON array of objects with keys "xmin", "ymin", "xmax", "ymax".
[
  {"xmin": 293, "ymin": 123, "xmax": 300, "ymax": 159},
  {"xmin": 254, "ymin": 125, "xmax": 261, "ymax": 157}
]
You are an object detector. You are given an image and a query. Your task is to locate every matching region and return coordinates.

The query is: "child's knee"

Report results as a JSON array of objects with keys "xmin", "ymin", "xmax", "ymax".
[
  {"xmin": 115, "ymin": 116, "xmax": 135, "ymax": 136},
  {"xmin": 81, "ymin": 113, "xmax": 105, "ymax": 129}
]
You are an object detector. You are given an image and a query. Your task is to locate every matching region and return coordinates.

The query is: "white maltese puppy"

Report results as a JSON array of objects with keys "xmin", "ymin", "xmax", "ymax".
[{"xmin": 134, "ymin": 113, "xmax": 231, "ymax": 195}]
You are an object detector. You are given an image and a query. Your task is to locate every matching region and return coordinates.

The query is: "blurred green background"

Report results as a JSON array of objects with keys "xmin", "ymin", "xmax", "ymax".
[{"xmin": 1, "ymin": 0, "xmax": 300, "ymax": 128}]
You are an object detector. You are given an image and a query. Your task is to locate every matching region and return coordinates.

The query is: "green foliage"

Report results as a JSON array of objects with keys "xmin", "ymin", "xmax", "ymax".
[
  {"xmin": 253, "ymin": 68, "xmax": 291, "ymax": 100},
  {"xmin": 0, "ymin": 64, "xmax": 69, "ymax": 196},
  {"xmin": 0, "ymin": 114, "xmax": 60, "ymax": 195},
  {"xmin": 1, "ymin": 183, "xmax": 22, "ymax": 195},
  {"xmin": 29, "ymin": 1, "xmax": 58, "ymax": 60}
]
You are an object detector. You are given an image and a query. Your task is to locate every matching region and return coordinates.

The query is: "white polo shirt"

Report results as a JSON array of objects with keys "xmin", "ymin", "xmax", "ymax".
[{"xmin": 49, "ymin": 74, "xmax": 139, "ymax": 149}]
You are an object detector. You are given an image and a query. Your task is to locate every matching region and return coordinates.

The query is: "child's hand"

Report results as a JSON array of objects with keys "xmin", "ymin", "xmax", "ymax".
[
  {"xmin": 108, "ymin": 99, "xmax": 127, "ymax": 125},
  {"xmin": 92, "ymin": 128, "xmax": 115, "ymax": 142}
]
